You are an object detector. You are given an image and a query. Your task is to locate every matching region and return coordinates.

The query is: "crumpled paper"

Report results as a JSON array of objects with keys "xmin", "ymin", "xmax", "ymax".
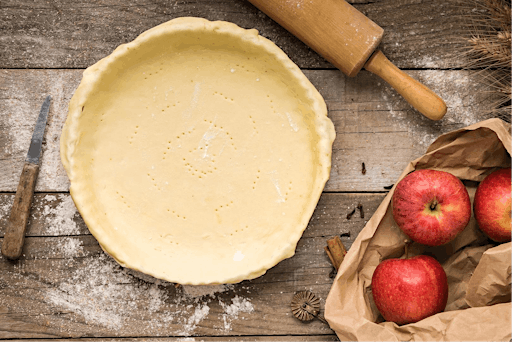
[{"xmin": 325, "ymin": 118, "xmax": 511, "ymax": 341}]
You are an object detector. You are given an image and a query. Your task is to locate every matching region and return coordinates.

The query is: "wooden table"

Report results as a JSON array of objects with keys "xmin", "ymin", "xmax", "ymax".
[{"xmin": 0, "ymin": 0, "xmax": 494, "ymax": 340}]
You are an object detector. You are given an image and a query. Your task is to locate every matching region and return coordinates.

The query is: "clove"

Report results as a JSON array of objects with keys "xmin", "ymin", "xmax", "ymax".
[
  {"xmin": 357, "ymin": 203, "xmax": 364, "ymax": 218},
  {"xmin": 362, "ymin": 162, "xmax": 366, "ymax": 175},
  {"xmin": 346, "ymin": 208, "xmax": 356, "ymax": 219}
]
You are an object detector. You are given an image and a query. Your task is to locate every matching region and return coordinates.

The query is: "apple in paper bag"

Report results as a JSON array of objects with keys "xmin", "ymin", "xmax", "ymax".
[
  {"xmin": 371, "ymin": 255, "xmax": 448, "ymax": 325},
  {"xmin": 392, "ymin": 169, "xmax": 471, "ymax": 246},
  {"xmin": 474, "ymin": 167, "xmax": 511, "ymax": 242}
]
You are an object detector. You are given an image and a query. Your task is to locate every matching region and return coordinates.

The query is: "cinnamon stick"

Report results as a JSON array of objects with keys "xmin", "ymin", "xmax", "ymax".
[{"xmin": 324, "ymin": 236, "xmax": 347, "ymax": 270}]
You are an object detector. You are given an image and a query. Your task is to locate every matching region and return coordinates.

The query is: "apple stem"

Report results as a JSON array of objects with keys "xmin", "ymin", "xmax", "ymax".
[
  {"xmin": 429, "ymin": 200, "xmax": 438, "ymax": 211},
  {"xmin": 404, "ymin": 239, "xmax": 411, "ymax": 259}
]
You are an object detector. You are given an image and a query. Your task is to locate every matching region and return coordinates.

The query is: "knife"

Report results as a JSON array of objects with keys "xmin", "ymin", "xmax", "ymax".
[
  {"xmin": 2, "ymin": 96, "xmax": 51, "ymax": 260},
  {"xmin": 246, "ymin": 0, "xmax": 447, "ymax": 121}
]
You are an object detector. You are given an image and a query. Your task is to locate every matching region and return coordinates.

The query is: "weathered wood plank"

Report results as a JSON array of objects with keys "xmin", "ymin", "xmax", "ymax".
[
  {"xmin": 11, "ymin": 336, "xmax": 339, "ymax": 341},
  {"xmin": 0, "ymin": 69, "xmax": 493, "ymax": 193},
  {"xmin": 0, "ymin": 70, "xmax": 77, "ymax": 193},
  {"xmin": 0, "ymin": 193, "xmax": 384, "ymax": 338},
  {"xmin": 360, "ymin": 0, "xmax": 463, "ymax": 70},
  {"xmin": 0, "ymin": 0, "xmax": 465, "ymax": 69},
  {"xmin": 0, "ymin": 192, "xmax": 381, "ymax": 243},
  {"xmin": 0, "ymin": 194, "xmax": 89, "ymax": 237}
]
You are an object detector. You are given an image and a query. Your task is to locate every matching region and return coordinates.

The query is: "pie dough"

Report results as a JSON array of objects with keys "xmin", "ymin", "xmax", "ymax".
[{"xmin": 61, "ymin": 17, "xmax": 335, "ymax": 284}]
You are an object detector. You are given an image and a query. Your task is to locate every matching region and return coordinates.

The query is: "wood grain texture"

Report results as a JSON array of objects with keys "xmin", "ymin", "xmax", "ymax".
[
  {"xmin": 0, "ymin": 1, "xmax": 496, "ymax": 340},
  {"xmin": 0, "ymin": 193, "xmax": 89, "ymax": 237},
  {"xmin": 2, "ymin": 162, "xmax": 39, "ymax": 260},
  {"xmin": 0, "ymin": 69, "xmax": 494, "ymax": 193},
  {"xmin": 0, "ymin": 193, "xmax": 381, "ymax": 242},
  {"xmin": 4, "ymin": 337, "xmax": 339, "ymax": 342},
  {"xmin": 0, "ymin": 193, "xmax": 385, "ymax": 338},
  {"xmin": 0, "ymin": 0, "xmax": 465, "ymax": 69}
]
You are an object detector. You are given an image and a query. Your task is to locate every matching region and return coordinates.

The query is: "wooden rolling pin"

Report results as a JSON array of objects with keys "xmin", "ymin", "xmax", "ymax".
[{"xmin": 247, "ymin": 0, "xmax": 447, "ymax": 121}]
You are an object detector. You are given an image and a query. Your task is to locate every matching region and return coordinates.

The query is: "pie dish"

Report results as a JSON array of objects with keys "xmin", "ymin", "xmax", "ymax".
[{"xmin": 61, "ymin": 17, "xmax": 335, "ymax": 284}]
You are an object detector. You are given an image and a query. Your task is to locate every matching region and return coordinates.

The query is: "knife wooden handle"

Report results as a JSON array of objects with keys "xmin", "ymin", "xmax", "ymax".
[
  {"xmin": 2, "ymin": 162, "xmax": 39, "ymax": 260},
  {"xmin": 364, "ymin": 50, "xmax": 447, "ymax": 121}
]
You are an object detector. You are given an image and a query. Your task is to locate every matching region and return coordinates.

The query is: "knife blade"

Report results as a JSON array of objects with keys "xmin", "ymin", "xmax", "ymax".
[
  {"xmin": 26, "ymin": 95, "xmax": 51, "ymax": 164},
  {"xmin": 2, "ymin": 96, "xmax": 51, "ymax": 260}
]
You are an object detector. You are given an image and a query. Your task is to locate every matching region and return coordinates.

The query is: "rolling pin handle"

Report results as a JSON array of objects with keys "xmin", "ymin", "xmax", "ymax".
[{"xmin": 364, "ymin": 50, "xmax": 447, "ymax": 121}]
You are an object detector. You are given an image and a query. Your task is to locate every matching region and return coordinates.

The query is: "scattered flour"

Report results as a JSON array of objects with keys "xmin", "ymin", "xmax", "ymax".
[
  {"xmin": 43, "ymin": 253, "xmax": 185, "ymax": 333},
  {"xmin": 269, "ymin": 171, "xmax": 286, "ymax": 203},
  {"xmin": 410, "ymin": 55, "xmax": 442, "ymax": 69},
  {"xmin": 183, "ymin": 82, "xmax": 202, "ymax": 119},
  {"xmin": 55, "ymin": 237, "xmax": 83, "ymax": 258},
  {"xmin": 180, "ymin": 304, "xmax": 210, "ymax": 335},
  {"xmin": 45, "ymin": 254, "xmax": 135, "ymax": 330},
  {"xmin": 44, "ymin": 194, "xmax": 57, "ymax": 201},
  {"xmin": 4, "ymin": 71, "xmax": 74, "ymax": 192},
  {"xmin": 42, "ymin": 194, "xmax": 80, "ymax": 235},
  {"xmin": 5, "ymin": 97, "xmax": 33, "ymax": 157},
  {"xmin": 424, "ymin": 71, "xmax": 482, "ymax": 127},
  {"xmin": 380, "ymin": 70, "xmax": 490, "ymax": 150},
  {"xmin": 41, "ymin": 246, "xmax": 254, "ymax": 336},
  {"xmin": 46, "ymin": 286, "xmax": 124, "ymax": 330},
  {"xmin": 0, "ymin": 201, "xmax": 12, "ymax": 221},
  {"xmin": 37, "ymin": 72, "xmax": 75, "ymax": 191},
  {"xmin": 285, "ymin": 112, "xmax": 299, "ymax": 132},
  {"xmin": 220, "ymin": 295, "xmax": 255, "ymax": 331}
]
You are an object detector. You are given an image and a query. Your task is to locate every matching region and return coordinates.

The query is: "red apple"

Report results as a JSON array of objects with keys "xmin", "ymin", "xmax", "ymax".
[
  {"xmin": 371, "ymin": 255, "xmax": 448, "ymax": 325},
  {"xmin": 392, "ymin": 169, "xmax": 471, "ymax": 246},
  {"xmin": 474, "ymin": 167, "xmax": 511, "ymax": 242}
]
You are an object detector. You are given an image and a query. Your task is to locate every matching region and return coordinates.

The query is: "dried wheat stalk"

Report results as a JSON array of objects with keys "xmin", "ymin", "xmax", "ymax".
[{"xmin": 453, "ymin": 0, "xmax": 511, "ymax": 121}]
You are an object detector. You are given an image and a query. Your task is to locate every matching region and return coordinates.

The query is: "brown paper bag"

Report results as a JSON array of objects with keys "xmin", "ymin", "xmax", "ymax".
[{"xmin": 325, "ymin": 118, "xmax": 511, "ymax": 341}]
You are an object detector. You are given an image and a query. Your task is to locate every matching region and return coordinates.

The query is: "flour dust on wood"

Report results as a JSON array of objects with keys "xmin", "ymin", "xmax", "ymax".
[
  {"xmin": 0, "ymin": 196, "xmax": 12, "ymax": 222},
  {"xmin": 220, "ymin": 295, "xmax": 255, "ymax": 331},
  {"xmin": 31, "ymin": 241, "xmax": 255, "ymax": 336},
  {"xmin": 380, "ymin": 70, "xmax": 495, "ymax": 150},
  {"xmin": 41, "ymin": 194, "xmax": 81, "ymax": 235},
  {"xmin": 1, "ymin": 70, "xmax": 77, "ymax": 192}
]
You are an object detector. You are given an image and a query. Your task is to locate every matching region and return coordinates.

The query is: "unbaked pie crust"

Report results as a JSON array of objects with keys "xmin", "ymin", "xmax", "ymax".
[{"xmin": 61, "ymin": 17, "xmax": 335, "ymax": 284}]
